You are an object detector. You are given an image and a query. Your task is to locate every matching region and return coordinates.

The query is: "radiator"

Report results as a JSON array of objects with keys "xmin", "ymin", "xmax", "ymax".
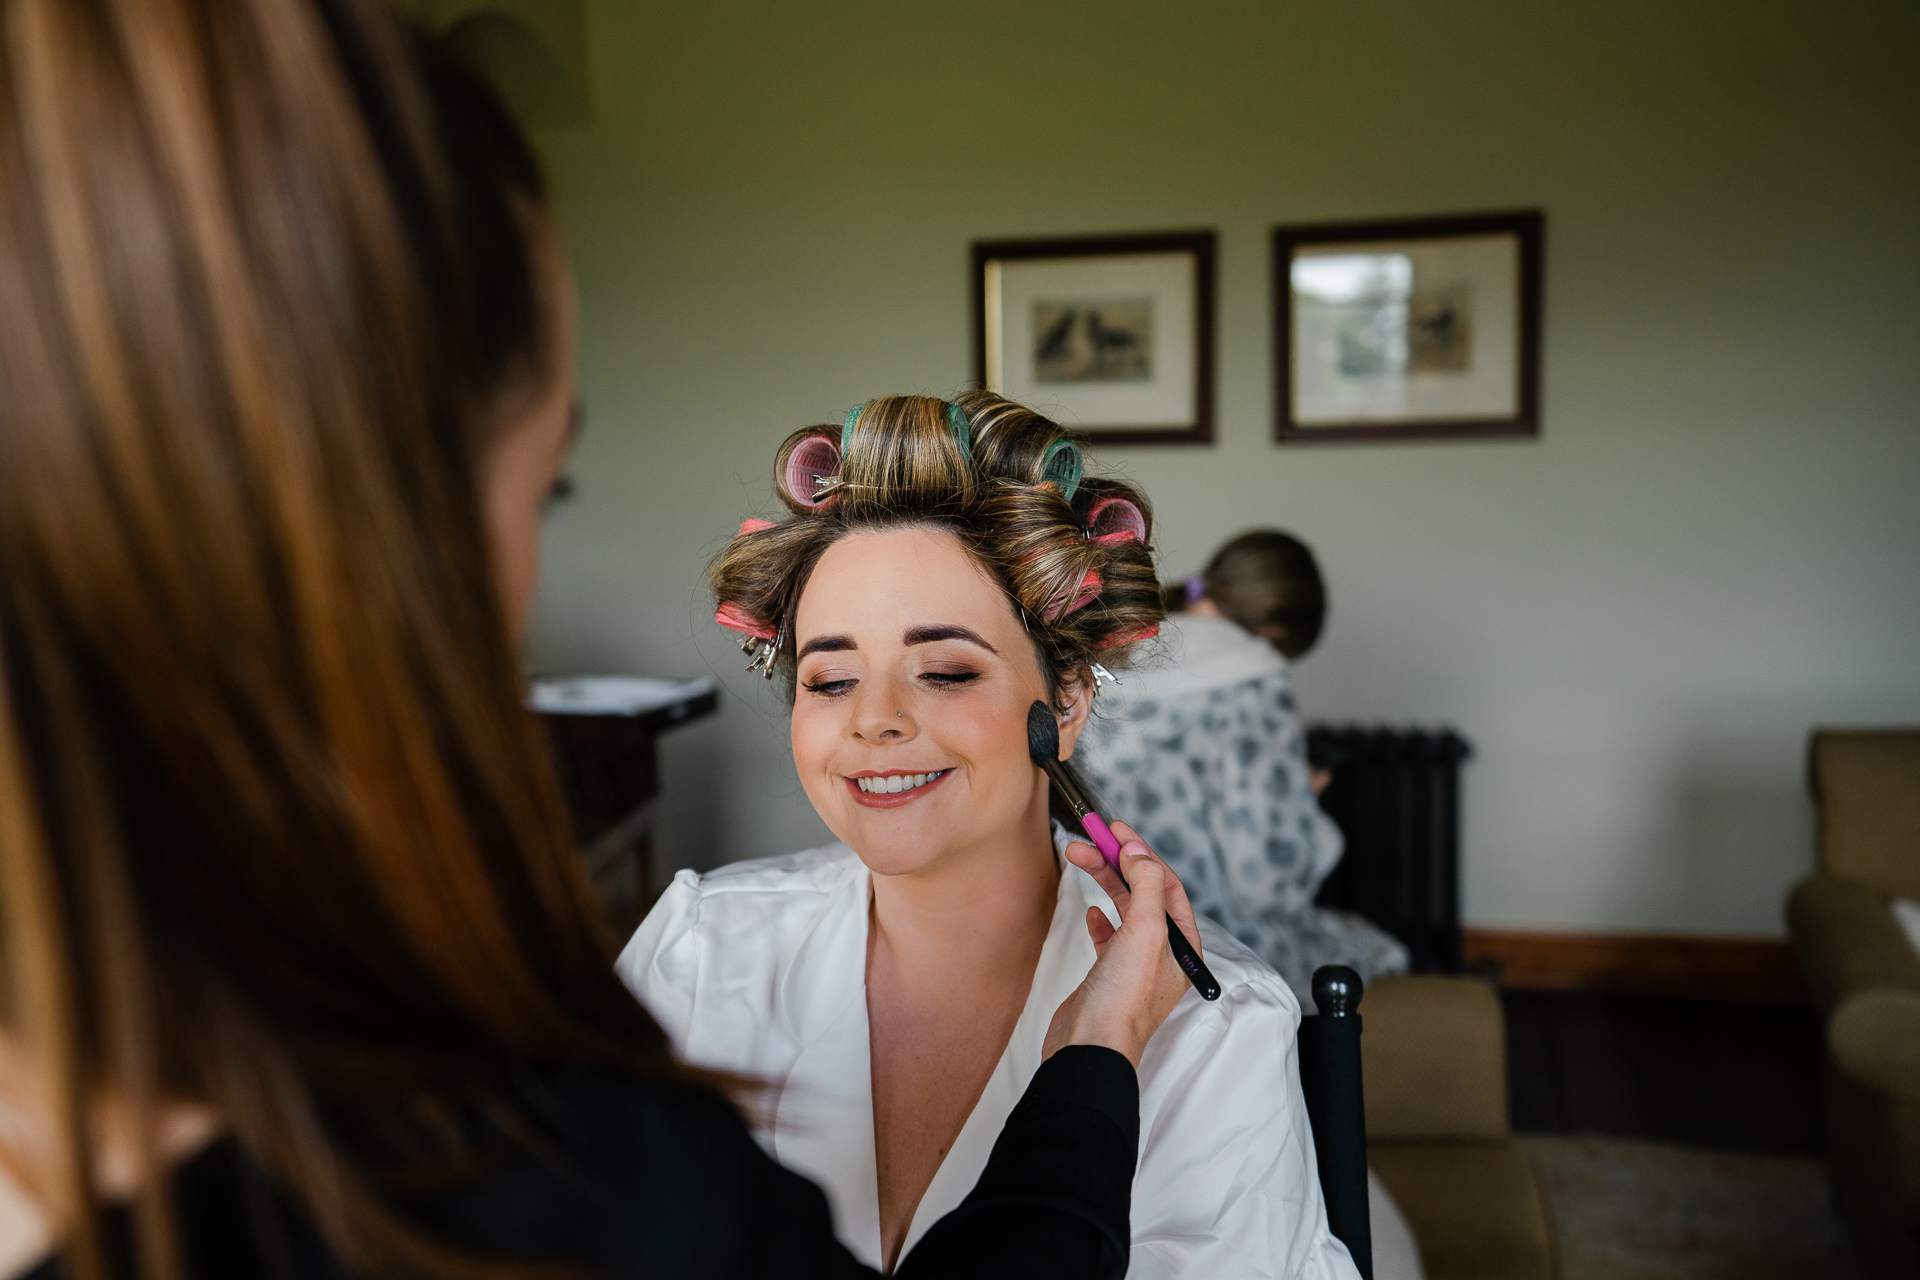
[{"xmin": 1307, "ymin": 726, "xmax": 1473, "ymax": 972}]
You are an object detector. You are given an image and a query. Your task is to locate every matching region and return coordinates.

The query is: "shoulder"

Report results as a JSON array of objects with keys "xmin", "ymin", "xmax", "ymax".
[
  {"xmin": 1133, "ymin": 908, "xmax": 1305, "ymax": 1102},
  {"xmin": 613, "ymin": 842, "xmax": 866, "ymax": 1045},
  {"xmin": 617, "ymin": 843, "xmax": 859, "ymax": 967}
]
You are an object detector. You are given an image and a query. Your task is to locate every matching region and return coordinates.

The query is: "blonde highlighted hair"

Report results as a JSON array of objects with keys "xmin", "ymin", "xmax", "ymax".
[{"xmin": 710, "ymin": 392, "xmax": 1166, "ymax": 706}]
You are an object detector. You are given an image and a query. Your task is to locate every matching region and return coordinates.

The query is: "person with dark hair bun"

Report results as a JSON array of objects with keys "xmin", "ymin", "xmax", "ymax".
[
  {"xmin": 618, "ymin": 397, "xmax": 1362, "ymax": 1279},
  {"xmin": 1081, "ymin": 530, "xmax": 1410, "ymax": 1001}
]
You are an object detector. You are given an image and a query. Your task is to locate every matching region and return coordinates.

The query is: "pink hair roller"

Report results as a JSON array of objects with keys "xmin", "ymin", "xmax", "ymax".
[
  {"xmin": 1086, "ymin": 496, "xmax": 1146, "ymax": 545},
  {"xmin": 738, "ymin": 518, "xmax": 776, "ymax": 535},
  {"xmin": 784, "ymin": 434, "xmax": 843, "ymax": 508},
  {"xmin": 714, "ymin": 602, "xmax": 777, "ymax": 640},
  {"xmin": 1096, "ymin": 622, "xmax": 1159, "ymax": 649},
  {"xmin": 1043, "ymin": 568, "xmax": 1103, "ymax": 622}
]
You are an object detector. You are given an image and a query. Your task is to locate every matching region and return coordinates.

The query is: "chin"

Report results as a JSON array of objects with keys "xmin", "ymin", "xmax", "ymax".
[{"xmin": 830, "ymin": 807, "xmax": 958, "ymax": 878}]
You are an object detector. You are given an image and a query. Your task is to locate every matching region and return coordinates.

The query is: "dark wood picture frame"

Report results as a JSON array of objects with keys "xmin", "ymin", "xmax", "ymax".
[
  {"xmin": 971, "ymin": 230, "xmax": 1216, "ymax": 446},
  {"xmin": 1273, "ymin": 210, "xmax": 1542, "ymax": 445}
]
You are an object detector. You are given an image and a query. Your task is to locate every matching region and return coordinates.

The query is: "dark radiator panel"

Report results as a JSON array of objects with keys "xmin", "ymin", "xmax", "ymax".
[{"xmin": 1308, "ymin": 726, "xmax": 1473, "ymax": 972}]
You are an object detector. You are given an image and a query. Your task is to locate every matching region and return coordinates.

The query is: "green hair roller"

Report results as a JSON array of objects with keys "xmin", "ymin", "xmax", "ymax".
[{"xmin": 1037, "ymin": 437, "xmax": 1082, "ymax": 504}]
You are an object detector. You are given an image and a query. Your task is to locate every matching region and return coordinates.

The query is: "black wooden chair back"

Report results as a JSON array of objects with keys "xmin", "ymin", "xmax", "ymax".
[{"xmin": 1298, "ymin": 965, "xmax": 1373, "ymax": 1279}]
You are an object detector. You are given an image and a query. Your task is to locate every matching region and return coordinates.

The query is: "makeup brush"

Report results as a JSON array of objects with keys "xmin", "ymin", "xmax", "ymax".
[{"xmin": 1027, "ymin": 701, "xmax": 1221, "ymax": 1001}]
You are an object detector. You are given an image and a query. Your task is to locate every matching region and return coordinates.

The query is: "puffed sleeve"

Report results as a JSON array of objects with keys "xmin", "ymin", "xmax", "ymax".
[
  {"xmin": 615, "ymin": 868, "xmax": 705, "ymax": 1042},
  {"xmin": 1127, "ymin": 966, "xmax": 1362, "ymax": 1280}
]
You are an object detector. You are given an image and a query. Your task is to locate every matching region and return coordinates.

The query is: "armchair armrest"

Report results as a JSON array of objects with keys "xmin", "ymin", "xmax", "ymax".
[
  {"xmin": 1363, "ymin": 975, "xmax": 1509, "ymax": 1142},
  {"xmin": 1829, "ymin": 988, "xmax": 1920, "ymax": 1102},
  {"xmin": 1786, "ymin": 874, "xmax": 1920, "ymax": 1014}
]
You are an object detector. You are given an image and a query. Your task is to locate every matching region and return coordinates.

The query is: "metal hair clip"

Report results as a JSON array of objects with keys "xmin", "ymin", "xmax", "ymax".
[
  {"xmin": 1091, "ymin": 662, "xmax": 1121, "ymax": 688},
  {"xmin": 743, "ymin": 625, "xmax": 784, "ymax": 679}
]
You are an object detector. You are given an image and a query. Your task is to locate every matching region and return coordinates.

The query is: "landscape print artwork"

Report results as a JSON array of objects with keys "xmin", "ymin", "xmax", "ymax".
[
  {"xmin": 972, "ymin": 230, "xmax": 1214, "ymax": 446},
  {"xmin": 1031, "ymin": 298, "xmax": 1154, "ymax": 383},
  {"xmin": 1274, "ymin": 211, "xmax": 1542, "ymax": 444}
]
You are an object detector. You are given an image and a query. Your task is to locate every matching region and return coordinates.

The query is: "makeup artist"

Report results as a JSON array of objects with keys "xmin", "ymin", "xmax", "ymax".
[{"xmin": 0, "ymin": 2, "xmax": 1192, "ymax": 1278}]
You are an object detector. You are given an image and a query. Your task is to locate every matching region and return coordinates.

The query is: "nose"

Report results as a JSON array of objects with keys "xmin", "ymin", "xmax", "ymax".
[{"xmin": 850, "ymin": 679, "xmax": 915, "ymax": 743}]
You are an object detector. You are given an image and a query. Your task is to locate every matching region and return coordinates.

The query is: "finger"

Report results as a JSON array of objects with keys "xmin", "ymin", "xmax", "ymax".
[
  {"xmin": 1157, "ymin": 856, "xmax": 1204, "ymax": 956},
  {"xmin": 1064, "ymin": 839, "xmax": 1132, "ymax": 910},
  {"xmin": 1115, "ymin": 841, "xmax": 1166, "ymax": 924},
  {"xmin": 1107, "ymin": 818, "xmax": 1146, "ymax": 849},
  {"xmin": 1084, "ymin": 904, "xmax": 1115, "ymax": 947}
]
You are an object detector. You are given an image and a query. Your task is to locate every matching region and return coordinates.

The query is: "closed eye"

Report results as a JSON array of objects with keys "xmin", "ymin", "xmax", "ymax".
[
  {"xmin": 801, "ymin": 677, "xmax": 857, "ymax": 698},
  {"xmin": 920, "ymin": 670, "xmax": 980, "ymax": 689}
]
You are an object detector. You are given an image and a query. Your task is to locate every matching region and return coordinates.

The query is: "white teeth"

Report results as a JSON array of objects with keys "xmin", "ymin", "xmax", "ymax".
[{"xmin": 855, "ymin": 770, "xmax": 946, "ymax": 794}]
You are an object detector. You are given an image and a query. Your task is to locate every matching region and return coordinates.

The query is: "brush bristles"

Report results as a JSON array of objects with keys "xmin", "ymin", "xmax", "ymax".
[{"xmin": 1026, "ymin": 700, "xmax": 1061, "ymax": 767}]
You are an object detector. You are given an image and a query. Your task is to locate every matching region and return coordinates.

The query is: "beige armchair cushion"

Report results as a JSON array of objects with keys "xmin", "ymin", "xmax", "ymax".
[
  {"xmin": 1810, "ymin": 730, "xmax": 1920, "ymax": 898},
  {"xmin": 1830, "ymin": 989, "xmax": 1920, "ymax": 1102},
  {"xmin": 1363, "ymin": 975, "xmax": 1508, "ymax": 1142},
  {"xmin": 1787, "ymin": 874, "xmax": 1920, "ymax": 1014},
  {"xmin": 1369, "ymin": 1142, "xmax": 1555, "ymax": 1280}
]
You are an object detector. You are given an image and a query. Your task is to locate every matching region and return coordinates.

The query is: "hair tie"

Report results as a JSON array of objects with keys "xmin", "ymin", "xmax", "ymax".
[
  {"xmin": 1184, "ymin": 574, "xmax": 1207, "ymax": 605},
  {"xmin": 784, "ymin": 434, "xmax": 844, "ymax": 508},
  {"xmin": 1086, "ymin": 496, "xmax": 1146, "ymax": 545},
  {"xmin": 1037, "ymin": 438, "xmax": 1082, "ymax": 504}
]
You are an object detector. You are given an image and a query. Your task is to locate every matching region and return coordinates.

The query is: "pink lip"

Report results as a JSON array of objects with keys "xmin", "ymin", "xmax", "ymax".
[{"xmin": 843, "ymin": 769, "xmax": 953, "ymax": 809}]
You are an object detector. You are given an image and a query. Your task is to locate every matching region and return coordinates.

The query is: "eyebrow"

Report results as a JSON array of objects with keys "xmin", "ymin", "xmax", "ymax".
[
  {"xmin": 904, "ymin": 624, "xmax": 999, "ymax": 655},
  {"xmin": 795, "ymin": 625, "xmax": 1001, "ymax": 661},
  {"xmin": 796, "ymin": 634, "xmax": 857, "ymax": 659}
]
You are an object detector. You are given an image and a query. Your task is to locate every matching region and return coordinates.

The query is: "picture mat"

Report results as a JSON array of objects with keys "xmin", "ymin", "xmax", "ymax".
[
  {"xmin": 986, "ymin": 252, "xmax": 1196, "ymax": 429},
  {"xmin": 1291, "ymin": 232, "xmax": 1518, "ymax": 426}
]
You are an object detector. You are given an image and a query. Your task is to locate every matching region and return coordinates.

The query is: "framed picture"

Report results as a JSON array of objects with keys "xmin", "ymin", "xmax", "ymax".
[
  {"xmin": 1274, "ymin": 211, "xmax": 1542, "ymax": 444},
  {"xmin": 972, "ymin": 230, "xmax": 1215, "ymax": 446}
]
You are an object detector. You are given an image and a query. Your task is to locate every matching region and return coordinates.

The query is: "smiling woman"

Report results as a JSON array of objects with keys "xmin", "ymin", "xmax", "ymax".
[{"xmin": 616, "ymin": 395, "xmax": 1364, "ymax": 1279}]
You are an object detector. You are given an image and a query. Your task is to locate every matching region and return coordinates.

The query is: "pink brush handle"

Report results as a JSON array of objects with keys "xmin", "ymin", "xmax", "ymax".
[{"xmin": 1078, "ymin": 812, "xmax": 1122, "ymax": 867}]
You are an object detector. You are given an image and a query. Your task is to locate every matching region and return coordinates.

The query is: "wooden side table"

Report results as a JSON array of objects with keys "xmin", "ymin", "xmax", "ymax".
[{"xmin": 532, "ymin": 676, "xmax": 720, "ymax": 939}]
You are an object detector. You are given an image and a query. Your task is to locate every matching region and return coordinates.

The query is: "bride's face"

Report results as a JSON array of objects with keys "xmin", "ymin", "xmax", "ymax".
[{"xmin": 791, "ymin": 526, "xmax": 1088, "ymax": 878}]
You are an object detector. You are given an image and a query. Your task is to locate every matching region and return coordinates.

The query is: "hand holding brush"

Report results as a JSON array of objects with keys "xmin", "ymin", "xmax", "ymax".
[{"xmin": 1028, "ymin": 700, "xmax": 1222, "ymax": 1001}]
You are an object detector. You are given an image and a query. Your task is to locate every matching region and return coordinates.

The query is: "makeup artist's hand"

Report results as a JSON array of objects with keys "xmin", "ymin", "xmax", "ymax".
[{"xmin": 1043, "ymin": 822, "xmax": 1202, "ymax": 1069}]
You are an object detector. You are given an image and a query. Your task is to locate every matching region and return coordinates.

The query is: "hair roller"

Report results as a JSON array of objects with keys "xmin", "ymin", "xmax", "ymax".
[
  {"xmin": 1037, "ymin": 438, "xmax": 1082, "ymax": 504},
  {"xmin": 739, "ymin": 518, "xmax": 776, "ymax": 535},
  {"xmin": 1097, "ymin": 622, "xmax": 1159, "ymax": 648},
  {"xmin": 839, "ymin": 402, "xmax": 870, "ymax": 452},
  {"xmin": 715, "ymin": 602, "xmax": 777, "ymax": 640},
  {"xmin": 1042, "ymin": 568, "xmax": 1103, "ymax": 622},
  {"xmin": 1086, "ymin": 496, "xmax": 1146, "ymax": 545},
  {"xmin": 779, "ymin": 430, "xmax": 843, "ymax": 509},
  {"xmin": 945, "ymin": 401, "xmax": 974, "ymax": 460}
]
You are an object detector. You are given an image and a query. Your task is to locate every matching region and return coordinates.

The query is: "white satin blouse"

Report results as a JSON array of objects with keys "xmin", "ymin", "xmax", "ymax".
[{"xmin": 615, "ymin": 832, "xmax": 1363, "ymax": 1279}]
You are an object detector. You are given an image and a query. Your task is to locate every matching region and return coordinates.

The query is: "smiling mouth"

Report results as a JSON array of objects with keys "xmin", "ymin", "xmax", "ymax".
[
  {"xmin": 844, "ymin": 769, "xmax": 953, "ymax": 804},
  {"xmin": 852, "ymin": 769, "xmax": 951, "ymax": 794}
]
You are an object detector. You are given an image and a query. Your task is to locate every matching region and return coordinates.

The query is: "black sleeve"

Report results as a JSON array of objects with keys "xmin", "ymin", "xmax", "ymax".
[{"xmin": 730, "ymin": 1045, "xmax": 1139, "ymax": 1280}]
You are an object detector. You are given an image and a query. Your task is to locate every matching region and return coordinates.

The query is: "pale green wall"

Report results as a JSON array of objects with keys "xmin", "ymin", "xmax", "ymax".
[{"xmin": 514, "ymin": 0, "xmax": 1919, "ymax": 936}]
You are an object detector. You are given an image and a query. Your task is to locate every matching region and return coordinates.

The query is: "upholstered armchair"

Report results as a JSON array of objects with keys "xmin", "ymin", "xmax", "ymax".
[
  {"xmin": 1363, "ymin": 975, "xmax": 1558, "ymax": 1280},
  {"xmin": 1787, "ymin": 730, "xmax": 1920, "ymax": 1278}
]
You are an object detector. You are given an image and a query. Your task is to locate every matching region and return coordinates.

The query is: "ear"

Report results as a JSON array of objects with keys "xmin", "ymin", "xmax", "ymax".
[{"xmin": 1055, "ymin": 667, "xmax": 1094, "ymax": 762}]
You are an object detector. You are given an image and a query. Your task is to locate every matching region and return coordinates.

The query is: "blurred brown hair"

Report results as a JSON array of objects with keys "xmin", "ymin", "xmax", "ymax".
[
  {"xmin": 1166, "ymin": 529, "xmax": 1327, "ymax": 659},
  {"xmin": 0, "ymin": 1, "xmax": 701, "ymax": 1277}
]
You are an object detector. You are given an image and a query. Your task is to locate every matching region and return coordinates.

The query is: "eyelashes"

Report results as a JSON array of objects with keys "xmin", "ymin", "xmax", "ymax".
[{"xmin": 799, "ymin": 670, "xmax": 982, "ymax": 699}]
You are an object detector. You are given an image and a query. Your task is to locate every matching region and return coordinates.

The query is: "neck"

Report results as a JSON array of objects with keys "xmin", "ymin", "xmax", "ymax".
[
  {"xmin": 1187, "ymin": 596, "xmax": 1226, "ymax": 620},
  {"xmin": 867, "ymin": 790, "xmax": 1060, "ymax": 982}
]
